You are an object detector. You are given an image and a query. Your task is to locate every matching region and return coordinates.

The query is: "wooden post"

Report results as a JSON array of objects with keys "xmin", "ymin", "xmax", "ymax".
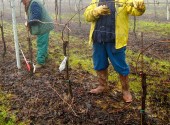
[
  {"xmin": 166, "ymin": 0, "xmax": 169, "ymax": 20},
  {"xmin": 63, "ymin": 23, "xmax": 73, "ymax": 98},
  {"xmin": 154, "ymin": 0, "xmax": 157, "ymax": 20},
  {"xmin": 59, "ymin": 0, "xmax": 62, "ymax": 23},
  {"xmin": 27, "ymin": 32, "xmax": 33, "ymax": 75},
  {"xmin": 140, "ymin": 73, "xmax": 147, "ymax": 125},
  {"xmin": 78, "ymin": 0, "xmax": 82, "ymax": 27},
  {"xmin": 55, "ymin": 0, "xmax": 58, "ymax": 21},
  {"xmin": 0, "ymin": 11, "xmax": 6, "ymax": 59},
  {"xmin": 140, "ymin": 32, "xmax": 147, "ymax": 125}
]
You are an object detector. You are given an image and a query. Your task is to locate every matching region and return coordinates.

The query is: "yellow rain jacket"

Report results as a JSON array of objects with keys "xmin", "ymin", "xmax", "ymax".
[{"xmin": 84, "ymin": 0, "xmax": 145, "ymax": 49}]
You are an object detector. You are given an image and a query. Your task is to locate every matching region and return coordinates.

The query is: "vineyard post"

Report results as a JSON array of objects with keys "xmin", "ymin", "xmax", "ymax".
[
  {"xmin": 69, "ymin": 0, "xmax": 71, "ymax": 8},
  {"xmin": 21, "ymin": 3, "xmax": 33, "ymax": 74},
  {"xmin": 62, "ymin": 23, "xmax": 73, "ymax": 98},
  {"xmin": 59, "ymin": 0, "xmax": 62, "ymax": 23},
  {"xmin": 166, "ymin": 0, "xmax": 169, "ymax": 20},
  {"xmin": 1, "ymin": 0, "xmax": 4, "ymax": 13},
  {"xmin": 140, "ymin": 72, "xmax": 147, "ymax": 125},
  {"xmin": 140, "ymin": 32, "xmax": 147, "ymax": 125},
  {"xmin": 133, "ymin": 16, "xmax": 136, "ymax": 38},
  {"xmin": 55, "ymin": 0, "xmax": 58, "ymax": 21},
  {"xmin": 146, "ymin": 0, "xmax": 149, "ymax": 9},
  {"xmin": 153, "ymin": 0, "xmax": 157, "ymax": 19},
  {"xmin": 10, "ymin": 0, "xmax": 21, "ymax": 69},
  {"xmin": 0, "ymin": 11, "xmax": 6, "ymax": 59},
  {"xmin": 66, "ymin": 23, "xmax": 73, "ymax": 98},
  {"xmin": 78, "ymin": 0, "xmax": 82, "ymax": 27},
  {"xmin": 27, "ymin": 29, "xmax": 33, "ymax": 75}
]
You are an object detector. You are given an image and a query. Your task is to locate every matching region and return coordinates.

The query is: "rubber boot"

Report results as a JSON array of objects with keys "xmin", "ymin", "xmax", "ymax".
[
  {"xmin": 120, "ymin": 75, "xmax": 132, "ymax": 102},
  {"xmin": 90, "ymin": 69, "xmax": 108, "ymax": 94}
]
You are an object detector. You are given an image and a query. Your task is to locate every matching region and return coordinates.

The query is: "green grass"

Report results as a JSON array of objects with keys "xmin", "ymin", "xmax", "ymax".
[
  {"xmin": 130, "ymin": 20, "xmax": 170, "ymax": 36},
  {"xmin": 0, "ymin": 91, "xmax": 29, "ymax": 125},
  {"xmin": 126, "ymin": 49, "xmax": 170, "ymax": 93},
  {"xmin": 48, "ymin": 27, "xmax": 170, "ymax": 96},
  {"xmin": 49, "ymin": 31, "xmax": 170, "ymax": 96}
]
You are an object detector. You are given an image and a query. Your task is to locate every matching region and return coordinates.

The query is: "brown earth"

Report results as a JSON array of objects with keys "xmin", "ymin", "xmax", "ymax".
[{"xmin": 0, "ymin": 18, "xmax": 169, "ymax": 124}]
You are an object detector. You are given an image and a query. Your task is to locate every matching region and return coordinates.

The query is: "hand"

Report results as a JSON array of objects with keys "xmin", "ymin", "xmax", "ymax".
[
  {"xmin": 25, "ymin": 21, "xmax": 28, "ymax": 27},
  {"xmin": 133, "ymin": 0, "xmax": 144, "ymax": 9},
  {"xmin": 25, "ymin": 21, "xmax": 30, "ymax": 31},
  {"xmin": 93, "ymin": 5, "xmax": 111, "ymax": 18}
]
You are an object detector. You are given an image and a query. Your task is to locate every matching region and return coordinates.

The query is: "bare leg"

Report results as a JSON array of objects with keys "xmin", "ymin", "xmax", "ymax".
[
  {"xmin": 119, "ymin": 74, "xmax": 132, "ymax": 102},
  {"xmin": 90, "ymin": 69, "xmax": 108, "ymax": 94}
]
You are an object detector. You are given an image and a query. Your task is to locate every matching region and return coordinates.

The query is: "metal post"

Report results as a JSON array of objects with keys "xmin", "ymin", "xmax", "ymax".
[{"xmin": 10, "ymin": 0, "xmax": 21, "ymax": 69}]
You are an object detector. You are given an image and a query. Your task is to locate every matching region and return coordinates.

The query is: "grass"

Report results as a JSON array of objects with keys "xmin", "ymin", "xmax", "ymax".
[
  {"xmin": 0, "ymin": 91, "xmax": 29, "ymax": 125},
  {"xmin": 50, "ymin": 30, "xmax": 170, "ymax": 96},
  {"xmin": 129, "ymin": 19, "xmax": 170, "ymax": 36}
]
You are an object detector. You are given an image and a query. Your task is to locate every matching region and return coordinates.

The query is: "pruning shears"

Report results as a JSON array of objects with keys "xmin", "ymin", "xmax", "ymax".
[
  {"xmin": 20, "ymin": 47, "xmax": 31, "ymax": 71},
  {"xmin": 19, "ymin": 43, "xmax": 35, "ymax": 72}
]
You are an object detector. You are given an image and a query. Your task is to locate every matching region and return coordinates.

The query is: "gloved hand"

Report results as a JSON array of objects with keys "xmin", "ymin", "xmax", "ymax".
[
  {"xmin": 93, "ymin": 5, "xmax": 111, "ymax": 18},
  {"xmin": 133, "ymin": 0, "xmax": 144, "ymax": 9}
]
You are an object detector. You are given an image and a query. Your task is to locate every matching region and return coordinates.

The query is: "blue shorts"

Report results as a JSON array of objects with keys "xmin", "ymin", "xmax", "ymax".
[{"xmin": 92, "ymin": 42, "xmax": 130, "ymax": 76}]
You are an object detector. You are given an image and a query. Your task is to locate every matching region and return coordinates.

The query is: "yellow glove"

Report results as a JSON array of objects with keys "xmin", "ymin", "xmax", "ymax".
[
  {"xmin": 93, "ymin": 5, "xmax": 111, "ymax": 18},
  {"xmin": 133, "ymin": 0, "xmax": 144, "ymax": 9}
]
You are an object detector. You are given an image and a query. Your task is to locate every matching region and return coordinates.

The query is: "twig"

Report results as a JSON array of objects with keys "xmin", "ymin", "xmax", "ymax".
[{"xmin": 44, "ymin": 82, "xmax": 78, "ymax": 116}]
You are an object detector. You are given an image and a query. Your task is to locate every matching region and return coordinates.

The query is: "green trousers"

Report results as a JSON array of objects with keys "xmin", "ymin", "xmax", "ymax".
[{"xmin": 36, "ymin": 32, "xmax": 50, "ymax": 64}]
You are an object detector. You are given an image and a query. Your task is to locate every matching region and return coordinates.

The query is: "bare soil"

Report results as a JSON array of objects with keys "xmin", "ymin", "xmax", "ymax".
[{"xmin": 0, "ymin": 19, "xmax": 169, "ymax": 125}]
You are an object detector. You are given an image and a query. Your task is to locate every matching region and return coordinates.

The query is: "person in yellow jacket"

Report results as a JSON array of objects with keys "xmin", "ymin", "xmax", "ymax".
[{"xmin": 84, "ymin": 0, "xmax": 145, "ymax": 102}]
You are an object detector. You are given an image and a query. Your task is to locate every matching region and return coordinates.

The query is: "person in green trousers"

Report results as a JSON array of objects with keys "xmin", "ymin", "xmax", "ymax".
[{"xmin": 21, "ymin": 0, "xmax": 54, "ymax": 69}]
